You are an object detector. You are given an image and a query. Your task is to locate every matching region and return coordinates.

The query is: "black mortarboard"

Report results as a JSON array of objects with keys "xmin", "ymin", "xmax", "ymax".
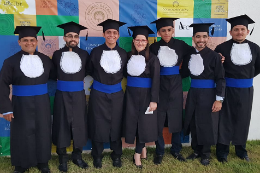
[
  {"xmin": 97, "ymin": 19, "xmax": 126, "ymax": 33},
  {"xmin": 57, "ymin": 21, "xmax": 88, "ymax": 35},
  {"xmin": 226, "ymin": 14, "xmax": 255, "ymax": 29},
  {"xmin": 128, "ymin": 25, "xmax": 154, "ymax": 39},
  {"xmin": 151, "ymin": 18, "xmax": 179, "ymax": 30},
  {"xmin": 189, "ymin": 23, "xmax": 214, "ymax": 36},
  {"xmin": 14, "ymin": 26, "xmax": 41, "ymax": 40}
]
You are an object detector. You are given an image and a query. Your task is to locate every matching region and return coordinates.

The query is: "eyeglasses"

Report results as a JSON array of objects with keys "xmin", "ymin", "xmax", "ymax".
[
  {"xmin": 65, "ymin": 34, "xmax": 79, "ymax": 39},
  {"xmin": 134, "ymin": 39, "xmax": 148, "ymax": 43}
]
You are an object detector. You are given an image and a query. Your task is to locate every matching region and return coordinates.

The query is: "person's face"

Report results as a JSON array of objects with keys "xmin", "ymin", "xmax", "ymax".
[
  {"xmin": 229, "ymin": 25, "xmax": 249, "ymax": 43},
  {"xmin": 157, "ymin": 26, "xmax": 174, "ymax": 43},
  {"xmin": 133, "ymin": 35, "xmax": 148, "ymax": 52},
  {"xmin": 63, "ymin": 32, "xmax": 79, "ymax": 48},
  {"xmin": 192, "ymin": 32, "xmax": 209, "ymax": 51},
  {"xmin": 18, "ymin": 37, "xmax": 38, "ymax": 54},
  {"xmin": 103, "ymin": 29, "xmax": 119, "ymax": 45}
]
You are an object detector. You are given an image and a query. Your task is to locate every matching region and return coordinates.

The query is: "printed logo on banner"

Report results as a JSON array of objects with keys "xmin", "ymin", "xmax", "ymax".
[
  {"xmin": 38, "ymin": 36, "xmax": 59, "ymax": 57},
  {"xmin": 157, "ymin": 0, "xmax": 194, "ymax": 18},
  {"xmin": 119, "ymin": 0, "xmax": 157, "ymax": 37},
  {"xmin": 211, "ymin": 0, "xmax": 228, "ymax": 18},
  {"xmin": 174, "ymin": 18, "xmax": 193, "ymax": 37},
  {"xmin": 193, "ymin": 18, "xmax": 227, "ymax": 37},
  {"xmin": 35, "ymin": 0, "xmax": 58, "ymax": 15},
  {"xmin": 0, "ymin": 0, "xmax": 36, "ymax": 15},
  {"xmin": 14, "ymin": 14, "xmax": 36, "ymax": 27},
  {"xmin": 84, "ymin": 2, "xmax": 113, "ymax": 31},
  {"xmin": 0, "ymin": 14, "xmax": 14, "ymax": 35},
  {"xmin": 79, "ymin": 0, "xmax": 119, "ymax": 37}
]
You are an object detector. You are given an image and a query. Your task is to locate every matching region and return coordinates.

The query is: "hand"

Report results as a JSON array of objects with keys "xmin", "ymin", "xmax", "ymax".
[
  {"xmin": 218, "ymin": 53, "xmax": 225, "ymax": 63},
  {"xmin": 212, "ymin": 101, "xmax": 222, "ymax": 112},
  {"xmin": 149, "ymin": 102, "xmax": 157, "ymax": 112},
  {"xmin": 3, "ymin": 113, "xmax": 14, "ymax": 122}
]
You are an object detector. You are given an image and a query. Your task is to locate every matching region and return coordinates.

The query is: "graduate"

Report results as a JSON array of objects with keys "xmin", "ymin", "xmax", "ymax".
[
  {"xmin": 181, "ymin": 23, "xmax": 225, "ymax": 166},
  {"xmin": 215, "ymin": 14, "xmax": 260, "ymax": 162},
  {"xmin": 87, "ymin": 19, "xmax": 127, "ymax": 168},
  {"xmin": 149, "ymin": 18, "xmax": 192, "ymax": 164},
  {"xmin": 51, "ymin": 21, "xmax": 89, "ymax": 172},
  {"xmin": 0, "ymin": 26, "xmax": 53, "ymax": 173},
  {"xmin": 124, "ymin": 26, "xmax": 160, "ymax": 168}
]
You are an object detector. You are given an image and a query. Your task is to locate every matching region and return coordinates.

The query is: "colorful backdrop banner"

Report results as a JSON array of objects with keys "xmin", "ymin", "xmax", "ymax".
[{"xmin": 0, "ymin": 0, "xmax": 228, "ymax": 156}]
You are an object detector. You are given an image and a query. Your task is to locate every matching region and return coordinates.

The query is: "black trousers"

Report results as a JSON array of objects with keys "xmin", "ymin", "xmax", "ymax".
[
  {"xmin": 190, "ymin": 115, "xmax": 211, "ymax": 159},
  {"xmin": 56, "ymin": 144, "xmax": 83, "ymax": 163},
  {"xmin": 91, "ymin": 139, "xmax": 122, "ymax": 159},
  {"xmin": 216, "ymin": 143, "xmax": 247, "ymax": 159}
]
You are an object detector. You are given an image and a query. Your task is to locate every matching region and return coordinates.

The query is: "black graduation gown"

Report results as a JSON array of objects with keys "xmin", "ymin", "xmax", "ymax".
[
  {"xmin": 150, "ymin": 38, "xmax": 191, "ymax": 134},
  {"xmin": 124, "ymin": 51, "xmax": 160, "ymax": 144},
  {"xmin": 215, "ymin": 39, "xmax": 260, "ymax": 145},
  {"xmin": 87, "ymin": 43, "xmax": 127, "ymax": 143},
  {"xmin": 52, "ymin": 46, "xmax": 89, "ymax": 149},
  {"xmin": 0, "ymin": 50, "xmax": 53, "ymax": 168},
  {"xmin": 182, "ymin": 47, "xmax": 225, "ymax": 145}
]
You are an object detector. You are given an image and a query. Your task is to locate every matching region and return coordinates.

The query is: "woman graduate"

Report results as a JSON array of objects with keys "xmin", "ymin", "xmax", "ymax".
[{"xmin": 124, "ymin": 26, "xmax": 160, "ymax": 168}]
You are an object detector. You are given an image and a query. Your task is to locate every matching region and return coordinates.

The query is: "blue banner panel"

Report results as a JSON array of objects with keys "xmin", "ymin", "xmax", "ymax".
[
  {"xmin": 0, "ymin": 118, "xmax": 10, "ymax": 137},
  {"xmin": 80, "ymin": 37, "xmax": 105, "ymax": 54},
  {"xmin": 57, "ymin": 0, "xmax": 79, "ymax": 16},
  {"xmin": 119, "ymin": 0, "xmax": 157, "ymax": 37}
]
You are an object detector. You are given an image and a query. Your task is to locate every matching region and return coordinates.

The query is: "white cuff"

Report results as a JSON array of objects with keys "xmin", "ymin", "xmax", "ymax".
[
  {"xmin": 216, "ymin": 96, "xmax": 224, "ymax": 101},
  {"xmin": 2, "ymin": 112, "xmax": 13, "ymax": 115}
]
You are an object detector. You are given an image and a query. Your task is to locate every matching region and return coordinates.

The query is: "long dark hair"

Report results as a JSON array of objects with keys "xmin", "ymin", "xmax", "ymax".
[{"xmin": 130, "ymin": 38, "xmax": 150, "ymax": 62}]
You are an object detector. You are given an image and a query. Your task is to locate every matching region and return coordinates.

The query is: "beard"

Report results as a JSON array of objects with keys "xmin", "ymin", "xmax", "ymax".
[
  {"xmin": 195, "ymin": 42, "xmax": 207, "ymax": 49},
  {"xmin": 66, "ymin": 40, "xmax": 78, "ymax": 48}
]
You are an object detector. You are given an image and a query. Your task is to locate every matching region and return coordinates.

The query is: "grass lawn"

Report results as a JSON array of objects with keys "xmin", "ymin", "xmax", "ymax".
[{"xmin": 0, "ymin": 140, "xmax": 260, "ymax": 173}]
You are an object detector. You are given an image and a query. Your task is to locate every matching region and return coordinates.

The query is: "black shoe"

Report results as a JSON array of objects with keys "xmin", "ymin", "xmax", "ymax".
[
  {"xmin": 58, "ymin": 162, "xmax": 67, "ymax": 172},
  {"xmin": 239, "ymin": 155, "xmax": 250, "ymax": 162},
  {"xmin": 93, "ymin": 157, "xmax": 102, "ymax": 169},
  {"xmin": 14, "ymin": 166, "xmax": 28, "ymax": 173},
  {"xmin": 72, "ymin": 159, "xmax": 88, "ymax": 169},
  {"xmin": 133, "ymin": 155, "xmax": 142, "ymax": 169},
  {"xmin": 217, "ymin": 157, "xmax": 228, "ymax": 163},
  {"xmin": 111, "ymin": 157, "xmax": 122, "ymax": 168},
  {"xmin": 153, "ymin": 154, "xmax": 163, "ymax": 165},
  {"xmin": 186, "ymin": 153, "xmax": 200, "ymax": 160},
  {"xmin": 200, "ymin": 158, "xmax": 210, "ymax": 166},
  {"xmin": 40, "ymin": 167, "xmax": 51, "ymax": 173},
  {"xmin": 171, "ymin": 153, "xmax": 186, "ymax": 162}
]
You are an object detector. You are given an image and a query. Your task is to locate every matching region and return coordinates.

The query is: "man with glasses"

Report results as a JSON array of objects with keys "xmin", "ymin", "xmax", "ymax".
[{"xmin": 52, "ymin": 21, "xmax": 89, "ymax": 172}]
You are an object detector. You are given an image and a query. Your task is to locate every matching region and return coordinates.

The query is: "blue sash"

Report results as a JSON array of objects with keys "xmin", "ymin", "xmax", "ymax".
[
  {"xmin": 12, "ymin": 83, "xmax": 48, "ymax": 96},
  {"xmin": 92, "ymin": 80, "xmax": 122, "ymax": 94},
  {"xmin": 226, "ymin": 77, "xmax": 253, "ymax": 88},
  {"xmin": 160, "ymin": 66, "xmax": 179, "ymax": 75},
  {"xmin": 127, "ymin": 76, "xmax": 152, "ymax": 88},
  {"xmin": 191, "ymin": 79, "xmax": 215, "ymax": 88},
  {"xmin": 57, "ymin": 80, "xmax": 84, "ymax": 92}
]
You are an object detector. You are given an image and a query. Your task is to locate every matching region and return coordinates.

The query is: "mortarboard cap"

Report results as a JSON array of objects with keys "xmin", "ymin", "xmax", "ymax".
[
  {"xmin": 57, "ymin": 21, "xmax": 88, "ymax": 35},
  {"xmin": 128, "ymin": 25, "xmax": 154, "ymax": 39},
  {"xmin": 189, "ymin": 23, "xmax": 214, "ymax": 36},
  {"xmin": 97, "ymin": 19, "xmax": 126, "ymax": 33},
  {"xmin": 151, "ymin": 18, "xmax": 179, "ymax": 30},
  {"xmin": 226, "ymin": 14, "xmax": 255, "ymax": 29},
  {"xmin": 14, "ymin": 26, "xmax": 41, "ymax": 40}
]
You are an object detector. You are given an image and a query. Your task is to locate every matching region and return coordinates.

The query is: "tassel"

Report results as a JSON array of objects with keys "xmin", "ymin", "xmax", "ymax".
[
  {"xmin": 250, "ymin": 25, "xmax": 254, "ymax": 35},
  {"xmin": 42, "ymin": 31, "xmax": 45, "ymax": 41},
  {"xmin": 86, "ymin": 31, "xmax": 88, "ymax": 41},
  {"xmin": 128, "ymin": 28, "xmax": 131, "ymax": 36},
  {"xmin": 211, "ymin": 27, "xmax": 215, "ymax": 36}
]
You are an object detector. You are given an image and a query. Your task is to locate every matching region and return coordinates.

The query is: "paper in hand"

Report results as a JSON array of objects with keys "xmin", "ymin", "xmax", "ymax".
[{"xmin": 145, "ymin": 107, "xmax": 153, "ymax": 114}]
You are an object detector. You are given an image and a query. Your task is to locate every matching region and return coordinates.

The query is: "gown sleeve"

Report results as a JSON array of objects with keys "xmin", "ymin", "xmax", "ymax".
[
  {"xmin": 214, "ymin": 54, "xmax": 226, "ymax": 98},
  {"xmin": 254, "ymin": 45, "xmax": 260, "ymax": 77},
  {"xmin": 150, "ymin": 54, "xmax": 160, "ymax": 103},
  {"xmin": 0, "ymin": 59, "xmax": 13, "ymax": 114}
]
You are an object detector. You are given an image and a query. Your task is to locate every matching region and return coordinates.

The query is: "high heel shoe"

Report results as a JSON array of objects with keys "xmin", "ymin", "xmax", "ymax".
[{"xmin": 133, "ymin": 155, "xmax": 143, "ymax": 169}]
